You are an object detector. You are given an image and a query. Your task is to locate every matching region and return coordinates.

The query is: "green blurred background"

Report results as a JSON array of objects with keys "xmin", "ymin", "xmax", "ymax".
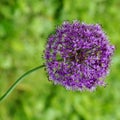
[{"xmin": 0, "ymin": 0, "xmax": 119, "ymax": 120}]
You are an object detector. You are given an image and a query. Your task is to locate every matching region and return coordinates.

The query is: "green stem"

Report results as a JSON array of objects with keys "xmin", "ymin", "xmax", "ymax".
[{"xmin": 0, "ymin": 65, "xmax": 45, "ymax": 102}]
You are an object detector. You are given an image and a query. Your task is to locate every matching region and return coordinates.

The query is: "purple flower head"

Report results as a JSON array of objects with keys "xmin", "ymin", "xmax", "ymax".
[{"xmin": 45, "ymin": 20, "xmax": 115, "ymax": 91}]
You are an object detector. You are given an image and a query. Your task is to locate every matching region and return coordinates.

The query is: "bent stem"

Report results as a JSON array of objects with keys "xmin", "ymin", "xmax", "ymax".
[{"xmin": 0, "ymin": 65, "xmax": 45, "ymax": 102}]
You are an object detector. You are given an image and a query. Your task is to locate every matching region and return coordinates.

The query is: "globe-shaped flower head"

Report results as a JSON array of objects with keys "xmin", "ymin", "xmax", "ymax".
[{"xmin": 45, "ymin": 20, "xmax": 114, "ymax": 91}]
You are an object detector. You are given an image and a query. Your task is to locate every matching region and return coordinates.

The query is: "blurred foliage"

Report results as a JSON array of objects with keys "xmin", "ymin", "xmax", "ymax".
[{"xmin": 0, "ymin": 0, "xmax": 120, "ymax": 120}]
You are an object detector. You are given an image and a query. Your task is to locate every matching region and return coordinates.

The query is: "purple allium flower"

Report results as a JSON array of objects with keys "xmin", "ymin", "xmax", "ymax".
[{"xmin": 45, "ymin": 20, "xmax": 115, "ymax": 91}]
